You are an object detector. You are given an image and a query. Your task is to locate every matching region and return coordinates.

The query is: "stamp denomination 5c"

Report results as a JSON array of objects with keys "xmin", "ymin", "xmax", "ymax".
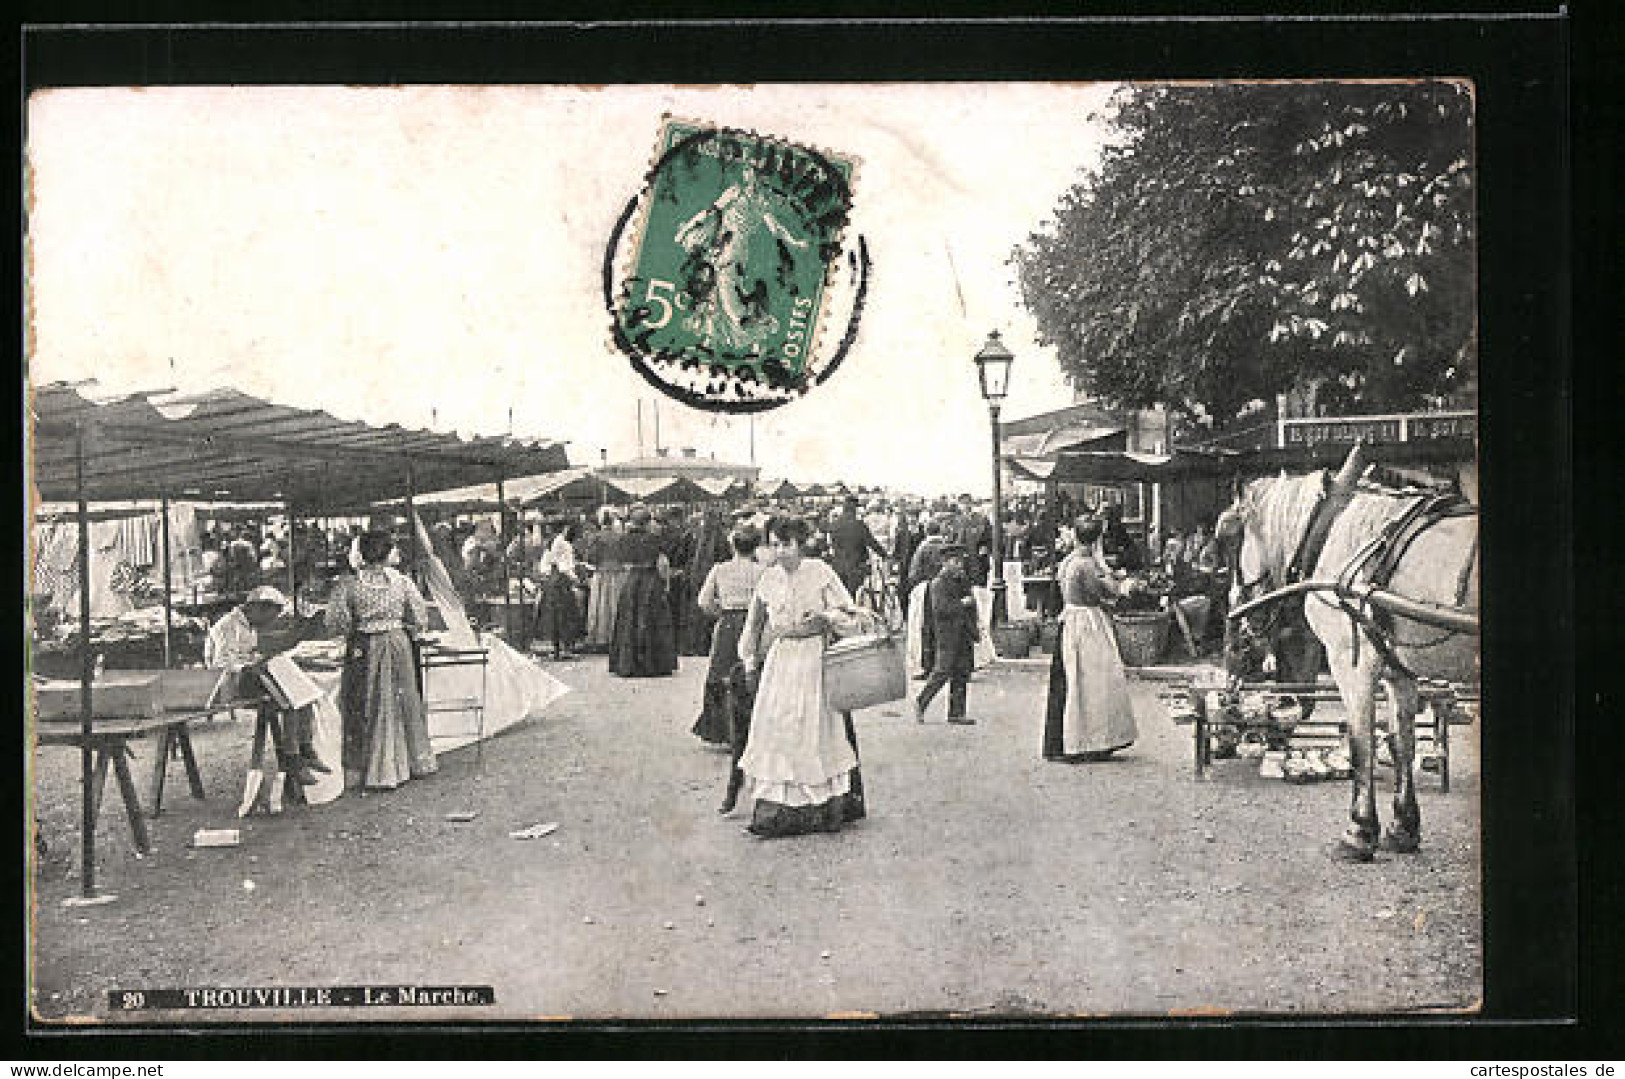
[{"xmin": 608, "ymin": 119, "xmax": 863, "ymax": 412}]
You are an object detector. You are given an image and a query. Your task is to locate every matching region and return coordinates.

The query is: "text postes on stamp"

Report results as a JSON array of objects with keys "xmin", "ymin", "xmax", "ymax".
[{"xmin": 607, "ymin": 119, "xmax": 865, "ymax": 413}]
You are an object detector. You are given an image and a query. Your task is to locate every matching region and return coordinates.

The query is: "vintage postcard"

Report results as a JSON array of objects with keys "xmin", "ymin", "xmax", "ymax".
[{"xmin": 26, "ymin": 77, "xmax": 1485, "ymax": 1024}]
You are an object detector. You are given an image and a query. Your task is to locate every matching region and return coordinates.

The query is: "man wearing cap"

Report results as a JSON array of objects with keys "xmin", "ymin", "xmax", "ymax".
[
  {"xmin": 205, "ymin": 586, "xmax": 327, "ymax": 785},
  {"xmin": 951, "ymin": 494, "xmax": 993, "ymax": 584},
  {"xmin": 914, "ymin": 545, "xmax": 980, "ymax": 724}
]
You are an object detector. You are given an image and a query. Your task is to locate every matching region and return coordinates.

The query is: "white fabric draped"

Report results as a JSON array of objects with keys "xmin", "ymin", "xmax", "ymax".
[{"xmin": 411, "ymin": 513, "xmax": 570, "ymax": 751}]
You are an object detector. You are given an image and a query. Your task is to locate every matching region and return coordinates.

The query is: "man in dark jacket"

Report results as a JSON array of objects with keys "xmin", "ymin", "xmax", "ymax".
[
  {"xmin": 1100, "ymin": 502, "xmax": 1145, "ymax": 572},
  {"xmin": 914, "ymin": 546, "xmax": 980, "ymax": 724},
  {"xmin": 892, "ymin": 509, "xmax": 922, "ymax": 616},
  {"xmin": 659, "ymin": 508, "xmax": 697, "ymax": 652},
  {"xmin": 829, "ymin": 496, "xmax": 887, "ymax": 597}
]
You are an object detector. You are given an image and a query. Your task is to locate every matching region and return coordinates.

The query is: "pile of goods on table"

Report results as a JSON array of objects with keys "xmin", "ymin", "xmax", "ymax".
[{"xmin": 1160, "ymin": 685, "xmax": 1353, "ymax": 783}]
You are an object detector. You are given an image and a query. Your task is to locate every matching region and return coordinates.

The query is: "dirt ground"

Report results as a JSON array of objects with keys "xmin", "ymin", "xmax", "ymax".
[{"xmin": 29, "ymin": 653, "xmax": 1481, "ymax": 1023}]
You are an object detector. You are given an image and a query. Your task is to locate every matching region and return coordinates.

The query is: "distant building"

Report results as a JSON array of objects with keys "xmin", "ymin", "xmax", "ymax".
[{"xmin": 596, "ymin": 447, "xmax": 760, "ymax": 483}]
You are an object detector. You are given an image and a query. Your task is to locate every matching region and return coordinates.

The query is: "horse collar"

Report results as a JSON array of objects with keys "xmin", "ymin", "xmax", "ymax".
[{"xmin": 1286, "ymin": 472, "xmax": 1360, "ymax": 586}]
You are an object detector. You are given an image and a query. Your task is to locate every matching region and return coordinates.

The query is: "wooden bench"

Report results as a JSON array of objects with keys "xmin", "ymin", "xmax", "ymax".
[{"xmin": 36, "ymin": 712, "xmax": 208, "ymax": 854}]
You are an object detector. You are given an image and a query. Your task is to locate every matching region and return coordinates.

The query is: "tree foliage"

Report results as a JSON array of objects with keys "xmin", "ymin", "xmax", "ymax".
[{"xmin": 1014, "ymin": 81, "xmax": 1476, "ymax": 430}]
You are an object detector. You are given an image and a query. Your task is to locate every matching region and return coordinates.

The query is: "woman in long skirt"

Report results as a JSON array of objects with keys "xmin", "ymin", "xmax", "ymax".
[
  {"xmin": 1043, "ymin": 517, "xmax": 1138, "ymax": 761},
  {"xmin": 737, "ymin": 517, "xmax": 866, "ymax": 837},
  {"xmin": 609, "ymin": 505, "xmax": 679, "ymax": 678},
  {"xmin": 326, "ymin": 529, "xmax": 438, "ymax": 791},
  {"xmin": 692, "ymin": 526, "xmax": 765, "ymax": 747},
  {"xmin": 532, "ymin": 520, "xmax": 584, "ymax": 659},
  {"xmin": 583, "ymin": 512, "xmax": 627, "ymax": 653}
]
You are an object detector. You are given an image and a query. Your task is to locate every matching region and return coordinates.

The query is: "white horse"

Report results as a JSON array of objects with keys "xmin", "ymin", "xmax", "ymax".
[{"xmin": 1216, "ymin": 457, "xmax": 1479, "ymax": 861}]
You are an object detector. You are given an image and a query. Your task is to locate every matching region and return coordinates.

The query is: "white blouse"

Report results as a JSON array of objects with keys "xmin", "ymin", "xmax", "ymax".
[
  {"xmin": 538, "ymin": 534, "xmax": 577, "ymax": 577},
  {"xmin": 737, "ymin": 557, "xmax": 856, "ymax": 663},
  {"xmin": 699, "ymin": 557, "xmax": 765, "ymax": 612}
]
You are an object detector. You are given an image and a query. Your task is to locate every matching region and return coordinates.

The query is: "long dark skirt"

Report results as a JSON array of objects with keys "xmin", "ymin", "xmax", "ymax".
[
  {"xmin": 682, "ymin": 603, "xmax": 717, "ymax": 659},
  {"xmin": 1043, "ymin": 620, "xmax": 1070, "ymax": 759},
  {"xmin": 727, "ymin": 664, "xmax": 756, "ymax": 762},
  {"xmin": 672, "ymin": 573, "xmax": 714, "ymax": 657},
  {"xmin": 747, "ymin": 713, "xmax": 866, "ymax": 838},
  {"xmin": 340, "ymin": 629, "xmax": 438, "ymax": 790},
  {"xmin": 667, "ymin": 572, "xmax": 690, "ymax": 655},
  {"xmin": 609, "ymin": 566, "xmax": 679, "ymax": 677},
  {"xmin": 692, "ymin": 608, "xmax": 746, "ymax": 744},
  {"xmin": 532, "ymin": 569, "xmax": 582, "ymax": 651}
]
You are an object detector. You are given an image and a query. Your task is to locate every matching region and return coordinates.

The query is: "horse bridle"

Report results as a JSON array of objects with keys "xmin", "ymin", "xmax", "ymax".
[{"xmin": 1220, "ymin": 492, "xmax": 1317, "ymax": 659}]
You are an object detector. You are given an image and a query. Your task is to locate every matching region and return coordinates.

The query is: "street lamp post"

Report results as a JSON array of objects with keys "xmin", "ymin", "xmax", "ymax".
[{"xmin": 974, "ymin": 330, "xmax": 1015, "ymax": 628}]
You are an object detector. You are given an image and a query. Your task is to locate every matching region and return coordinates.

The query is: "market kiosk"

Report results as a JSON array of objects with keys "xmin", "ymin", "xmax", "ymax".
[{"xmin": 29, "ymin": 382, "xmax": 570, "ymax": 898}]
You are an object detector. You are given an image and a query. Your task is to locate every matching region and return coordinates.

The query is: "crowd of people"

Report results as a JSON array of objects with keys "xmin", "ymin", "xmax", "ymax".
[{"xmin": 191, "ymin": 487, "xmax": 1235, "ymax": 834}]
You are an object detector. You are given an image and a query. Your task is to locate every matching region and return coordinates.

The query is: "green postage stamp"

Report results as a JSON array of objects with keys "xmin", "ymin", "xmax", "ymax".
[{"xmin": 608, "ymin": 120, "xmax": 863, "ymax": 412}]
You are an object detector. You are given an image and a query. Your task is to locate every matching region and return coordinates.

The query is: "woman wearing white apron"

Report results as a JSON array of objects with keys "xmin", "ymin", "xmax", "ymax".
[{"xmin": 1042, "ymin": 517, "xmax": 1138, "ymax": 761}]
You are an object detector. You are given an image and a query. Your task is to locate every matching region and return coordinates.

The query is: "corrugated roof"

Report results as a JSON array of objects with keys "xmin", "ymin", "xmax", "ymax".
[{"xmin": 28, "ymin": 383, "xmax": 572, "ymax": 508}]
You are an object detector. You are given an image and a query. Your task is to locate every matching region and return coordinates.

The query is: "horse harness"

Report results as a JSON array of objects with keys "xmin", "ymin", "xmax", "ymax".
[
  {"xmin": 1308, "ymin": 487, "xmax": 1476, "ymax": 678},
  {"xmin": 1242, "ymin": 472, "xmax": 1476, "ymax": 680}
]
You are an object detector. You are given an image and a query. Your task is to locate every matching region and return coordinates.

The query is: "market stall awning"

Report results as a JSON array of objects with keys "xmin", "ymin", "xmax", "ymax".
[
  {"xmin": 525, "ymin": 469, "xmax": 627, "ymax": 506},
  {"xmin": 999, "ymin": 402, "xmax": 1128, "ymax": 458},
  {"xmin": 694, "ymin": 477, "xmax": 745, "ymax": 500},
  {"xmin": 387, "ymin": 468, "xmax": 609, "ymax": 515},
  {"xmin": 1008, "ymin": 448, "xmax": 1240, "ymax": 484},
  {"xmin": 756, "ymin": 478, "xmax": 800, "ymax": 499},
  {"xmin": 607, "ymin": 475, "xmax": 715, "ymax": 504},
  {"xmin": 28, "ymin": 383, "xmax": 572, "ymax": 509}
]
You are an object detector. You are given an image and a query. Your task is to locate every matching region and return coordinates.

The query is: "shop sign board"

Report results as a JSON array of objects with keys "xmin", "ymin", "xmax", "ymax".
[{"xmin": 1279, "ymin": 411, "xmax": 1476, "ymax": 448}]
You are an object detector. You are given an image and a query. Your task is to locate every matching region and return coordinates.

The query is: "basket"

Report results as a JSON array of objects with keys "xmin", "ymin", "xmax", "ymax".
[
  {"xmin": 1111, "ymin": 610, "xmax": 1170, "ymax": 667},
  {"xmin": 991, "ymin": 623, "xmax": 1031, "ymax": 659},
  {"xmin": 823, "ymin": 632, "xmax": 907, "ymax": 713}
]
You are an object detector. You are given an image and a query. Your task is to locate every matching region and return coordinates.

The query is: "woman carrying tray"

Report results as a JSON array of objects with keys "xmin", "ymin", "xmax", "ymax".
[
  {"xmin": 1043, "ymin": 516, "xmax": 1139, "ymax": 762},
  {"xmin": 736, "ymin": 517, "xmax": 867, "ymax": 838}
]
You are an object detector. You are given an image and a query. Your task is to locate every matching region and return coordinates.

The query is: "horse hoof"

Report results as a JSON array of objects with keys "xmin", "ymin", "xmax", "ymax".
[
  {"xmin": 1328, "ymin": 838, "xmax": 1376, "ymax": 863},
  {"xmin": 1379, "ymin": 828, "xmax": 1422, "ymax": 854}
]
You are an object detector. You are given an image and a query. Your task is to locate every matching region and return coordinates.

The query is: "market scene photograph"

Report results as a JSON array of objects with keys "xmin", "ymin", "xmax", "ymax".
[{"xmin": 25, "ymin": 81, "xmax": 1481, "ymax": 1021}]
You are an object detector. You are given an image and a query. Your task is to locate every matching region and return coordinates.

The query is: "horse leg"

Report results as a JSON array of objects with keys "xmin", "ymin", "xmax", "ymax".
[
  {"xmin": 1322, "ymin": 635, "xmax": 1382, "ymax": 863},
  {"xmin": 1380, "ymin": 676, "xmax": 1423, "ymax": 853}
]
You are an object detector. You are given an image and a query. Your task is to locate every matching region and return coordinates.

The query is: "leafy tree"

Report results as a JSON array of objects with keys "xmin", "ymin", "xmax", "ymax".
[{"xmin": 1014, "ymin": 81, "xmax": 1475, "ymax": 431}]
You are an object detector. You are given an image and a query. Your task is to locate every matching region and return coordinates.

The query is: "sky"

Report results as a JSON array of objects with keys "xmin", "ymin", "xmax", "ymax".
[{"xmin": 26, "ymin": 83, "xmax": 1118, "ymax": 498}]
